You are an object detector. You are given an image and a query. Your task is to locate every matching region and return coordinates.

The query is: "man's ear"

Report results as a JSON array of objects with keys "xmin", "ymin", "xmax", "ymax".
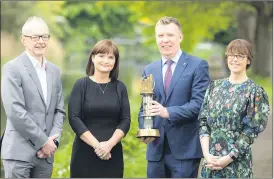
[
  {"xmin": 180, "ymin": 32, "xmax": 183, "ymax": 43},
  {"xmin": 20, "ymin": 35, "xmax": 26, "ymax": 47}
]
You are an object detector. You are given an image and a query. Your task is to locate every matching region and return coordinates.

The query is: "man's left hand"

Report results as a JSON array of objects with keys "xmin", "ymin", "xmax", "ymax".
[
  {"xmin": 149, "ymin": 100, "xmax": 169, "ymax": 118},
  {"xmin": 36, "ymin": 150, "xmax": 50, "ymax": 159}
]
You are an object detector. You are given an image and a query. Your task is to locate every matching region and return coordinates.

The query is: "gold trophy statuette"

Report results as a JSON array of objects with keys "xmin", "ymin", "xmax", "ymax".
[{"xmin": 137, "ymin": 74, "xmax": 160, "ymax": 138}]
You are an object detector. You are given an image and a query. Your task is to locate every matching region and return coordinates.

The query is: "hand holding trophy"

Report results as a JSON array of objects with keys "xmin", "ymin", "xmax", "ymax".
[{"xmin": 137, "ymin": 74, "xmax": 160, "ymax": 143}]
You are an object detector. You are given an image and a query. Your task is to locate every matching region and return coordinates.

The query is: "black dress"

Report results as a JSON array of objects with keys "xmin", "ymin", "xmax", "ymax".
[{"xmin": 68, "ymin": 77, "xmax": 130, "ymax": 178}]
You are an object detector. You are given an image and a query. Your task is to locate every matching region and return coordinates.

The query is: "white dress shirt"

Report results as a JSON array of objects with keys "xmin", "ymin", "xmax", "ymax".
[
  {"xmin": 26, "ymin": 51, "xmax": 47, "ymax": 104},
  {"xmin": 161, "ymin": 49, "xmax": 182, "ymax": 83}
]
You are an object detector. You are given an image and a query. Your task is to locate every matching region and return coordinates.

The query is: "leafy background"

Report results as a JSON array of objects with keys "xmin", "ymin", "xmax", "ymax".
[{"xmin": 1, "ymin": 1, "xmax": 272, "ymax": 178}]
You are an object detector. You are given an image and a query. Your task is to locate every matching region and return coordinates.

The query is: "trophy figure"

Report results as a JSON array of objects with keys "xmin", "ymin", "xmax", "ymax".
[{"xmin": 137, "ymin": 74, "xmax": 160, "ymax": 138}]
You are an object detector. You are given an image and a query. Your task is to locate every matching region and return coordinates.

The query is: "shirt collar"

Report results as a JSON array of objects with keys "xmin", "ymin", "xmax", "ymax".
[
  {"xmin": 25, "ymin": 51, "xmax": 47, "ymax": 69},
  {"xmin": 161, "ymin": 49, "xmax": 182, "ymax": 67}
]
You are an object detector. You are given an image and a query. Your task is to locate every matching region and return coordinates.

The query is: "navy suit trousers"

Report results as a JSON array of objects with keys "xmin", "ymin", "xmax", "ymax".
[{"xmin": 147, "ymin": 134, "xmax": 201, "ymax": 178}]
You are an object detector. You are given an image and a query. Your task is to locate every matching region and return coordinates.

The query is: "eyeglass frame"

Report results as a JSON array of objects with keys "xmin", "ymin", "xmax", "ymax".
[
  {"xmin": 23, "ymin": 34, "xmax": 51, "ymax": 42},
  {"xmin": 226, "ymin": 53, "xmax": 248, "ymax": 61}
]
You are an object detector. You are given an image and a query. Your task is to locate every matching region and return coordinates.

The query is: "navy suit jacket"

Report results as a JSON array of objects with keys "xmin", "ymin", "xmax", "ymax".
[{"xmin": 138, "ymin": 51, "xmax": 210, "ymax": 161}]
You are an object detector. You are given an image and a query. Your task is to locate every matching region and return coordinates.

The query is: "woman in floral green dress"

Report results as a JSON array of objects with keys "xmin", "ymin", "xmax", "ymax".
[{"xmin": 199, "ymin": 39, "xmax": 270, "ymax": 178}]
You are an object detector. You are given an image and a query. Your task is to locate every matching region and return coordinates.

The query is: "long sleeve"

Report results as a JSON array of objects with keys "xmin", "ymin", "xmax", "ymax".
[
  {"xmin": 1, "ymin": 63, "xmax": 48, "ymax": 151},
  {"xmin": 198, "ymin": 81, "xmax": 214, "ymax": 137},
  {"xmin": 116, "ymin": 81, "xmax": 131, "ymax": 136},
  {"xmin": 167, "ymin": 60, "xmax": 210, "ymax": 124},
  {"xmin": 49, "ymin": 69, "xmax": 66, "ymax": 142},
  {"xmin": 229, "ymin": 86, "xmax": 270, "ymax": 158},
  {"xmin": 68, "ymin": 78, "xmax": 89, "ymax": 137}
]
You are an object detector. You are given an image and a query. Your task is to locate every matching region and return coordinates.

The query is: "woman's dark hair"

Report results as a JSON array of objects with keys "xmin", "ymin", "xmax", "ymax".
[{"xmin": 86, "ymin": 40, "xmax": 119, "ymax": 80}]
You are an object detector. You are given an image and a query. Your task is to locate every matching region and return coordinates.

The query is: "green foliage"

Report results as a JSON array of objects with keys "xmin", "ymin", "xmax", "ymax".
[
  {"xmin": 58, "ymin": 2, "xmax": 137, "ymax": 47},
  {"xmin": 123, "ymin": 94, "xmax": 147, "ymax": 178},
  {"xmin": 213, "ymin": 26, "xmax": 237, "ymax": 46},
  {"xmin": 56, "ymin": 1, "xmax": 238, "ymax": 67},
  {"xmin": 51, "ymin": 73, "xmax": 84, "ymax": 178},
  {"xmin": 51, "ymin": 128, "xmax": 74, "ymax": 178},
  {"xmin": 1, "ymin": 1, "xmax": 238, "ymax": 69},
  {"xmin": 34, "ymin": 1, "xmax": 66, "ymax": 39},
  {"xmin": 138, "ymin": 1, "xmax": 235, "ymax": 52},
  {"xmin": 2, "ymin": 2, "xmax": 271, "ymax": 178},
  {"xmin": 1, "ymin": 1, "xmax": 65, "ymax": 38},
  {"xmin": 61, "ymin": 72, "xmax": 85, "ymax": 104},
  {"xmin": 56, "ymin": 1, "xmax": 144, "ymax": 72},
  {"xmin": 191, "ymin": 43, "xmax": 225, "ymax": 60},
  {"xmin": 1, "ymin": 1, "xmax": 37, "ymax": 37},
  {"xmin": 118, "ymin": 65, "xmax": 148, "ymax": 177}
]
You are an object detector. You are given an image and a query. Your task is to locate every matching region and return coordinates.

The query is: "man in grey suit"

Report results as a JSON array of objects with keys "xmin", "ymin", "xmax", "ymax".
[{"xmin": 1, "ymin": 16, "xmax": 66, "ymax": 178}]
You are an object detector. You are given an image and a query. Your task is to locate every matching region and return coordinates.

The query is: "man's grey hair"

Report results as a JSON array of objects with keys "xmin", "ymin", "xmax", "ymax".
[
  {"xmin": 22, "ymin": 16, "xmax": 49, "ymax": 35},
  {"xmin": 155, "ymin": 16, "xmax": 182, "ymax": 32}
]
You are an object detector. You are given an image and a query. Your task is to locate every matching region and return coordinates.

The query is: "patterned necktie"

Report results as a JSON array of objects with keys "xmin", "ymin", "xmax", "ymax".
[{"xmin": 164, "ymin": 60, "xmax": 174, "ymax": 95}]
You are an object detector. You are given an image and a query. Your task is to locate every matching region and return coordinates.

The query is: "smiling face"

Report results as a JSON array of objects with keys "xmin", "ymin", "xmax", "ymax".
[
  {"xmin": 20, "ymin": 19, "xmax": 50, "ymax": 59},
  {"xmin": 155, "ymin": 23, "xmax": 183, "ymax": 59},
  {"xmin": 86, "ymin": 40, "xmax": 120, "ymax": 80},
  {"xmin": 225, "ymin": 39, "xmax": 252, "ymax": 75},
  {"xmin": 92, "ymin": 52, "xmax": 116, "ymax": 74},
  {"xmin": 227, "ymin": 54, "xmax": 250, "ymax": 74}
]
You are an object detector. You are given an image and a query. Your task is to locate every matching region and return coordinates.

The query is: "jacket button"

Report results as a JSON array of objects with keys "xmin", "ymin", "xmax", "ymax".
[{"xmin": 44, "ymin": 129, "xmax": 47, "ymax": 132}]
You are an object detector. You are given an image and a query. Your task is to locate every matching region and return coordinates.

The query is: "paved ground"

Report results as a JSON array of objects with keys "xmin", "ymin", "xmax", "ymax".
[{"xmin": 251, "ymin": 112, "xmax": 273, "ymax": 178}]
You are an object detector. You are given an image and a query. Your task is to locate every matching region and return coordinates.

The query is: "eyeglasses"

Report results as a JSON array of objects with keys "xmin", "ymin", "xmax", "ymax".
[
  {"xmin": 23, "ymin": 34, "xmax": 51, "ymax": 42},
  {"xmin": 226, "ymin": 54, "xmax": 247, "ymax": 61}
]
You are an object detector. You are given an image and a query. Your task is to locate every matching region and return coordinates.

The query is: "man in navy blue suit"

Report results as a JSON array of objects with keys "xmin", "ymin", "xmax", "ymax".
[{"xmin": 138, "ymin": 16, "xmax": 210, "ymax": 178}]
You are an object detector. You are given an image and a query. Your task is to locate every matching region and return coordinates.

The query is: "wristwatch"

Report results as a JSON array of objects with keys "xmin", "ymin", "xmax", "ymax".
[
  {"xmin": 228, "ymin": 152, "xmax": 237, "ymax": 161},
  {"xmin": 53, "ymin": 139, "xmax": 59, "ymax": 148}
]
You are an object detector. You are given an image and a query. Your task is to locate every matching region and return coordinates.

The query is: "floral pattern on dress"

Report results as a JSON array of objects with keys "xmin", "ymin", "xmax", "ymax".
[{"xmin": 199, "ymin": 78, "xmax": 270, "ymax": 178}]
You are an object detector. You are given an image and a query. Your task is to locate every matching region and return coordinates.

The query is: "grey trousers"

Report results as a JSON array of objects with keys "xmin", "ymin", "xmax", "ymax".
[{"xmin": 2, "ymin": 157, "xmax": 53, "ymax": 178}]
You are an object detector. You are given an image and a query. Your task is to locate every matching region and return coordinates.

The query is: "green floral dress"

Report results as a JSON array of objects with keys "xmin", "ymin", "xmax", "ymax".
[{"xmin": 199, "ymin": 78, "xmax": 270, "ymax": 178}]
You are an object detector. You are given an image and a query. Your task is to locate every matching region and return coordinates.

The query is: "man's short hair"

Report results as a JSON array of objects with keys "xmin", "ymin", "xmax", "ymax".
[{"xmin": 155, "ymin": 16, "xmax": 182, "ymax": 32}]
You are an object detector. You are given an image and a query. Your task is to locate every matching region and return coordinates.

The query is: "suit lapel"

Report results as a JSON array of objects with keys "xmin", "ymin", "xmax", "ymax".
[
  {"xmin": 22, "ymin": 53, "xmax": 46, "ymax": 106},
  {"xmin": 166, "ymin": 52, "xmax": 189, "ymax": 101},
  {"xmin": 46, "ymin": 64, "xmax": 52, "ymax": 111},
  {"xmin": 154, "ymin": 60, "xmax": 165, "ymax": 101}
]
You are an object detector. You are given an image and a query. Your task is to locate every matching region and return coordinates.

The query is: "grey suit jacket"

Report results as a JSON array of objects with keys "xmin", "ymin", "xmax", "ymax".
[{"xmin": 1, "ymin": 52, "xmax": 66, "ymax": 163}]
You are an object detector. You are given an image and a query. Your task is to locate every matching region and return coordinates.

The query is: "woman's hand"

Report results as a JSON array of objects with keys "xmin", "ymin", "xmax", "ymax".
[
  {"xmin": 94, "ymin": 141, "xmax": 114, "ymax": 160},
  {"xmin": 205, "ymin": 155, "xmax": 233, "ymax": 170},
  {"xmin": 216, "ymin": 155, "xmax": 233, "ymax": 169},
  {"xmin": 204, "ymin": 153, "xmax": 220, "ymax": 166},
  {"xmin": 100, "ymin": 152, "xmax": 112, "ymax": 160}
]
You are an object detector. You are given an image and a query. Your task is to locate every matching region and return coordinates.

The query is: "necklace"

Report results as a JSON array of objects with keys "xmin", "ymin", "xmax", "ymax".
[
  {"xmin": 89, "ymin": 76, "xmax": 110, "ymax": 94},
  {"xmin": 97, "ymin": 82, "xmax": 109, "ymax": 94}
]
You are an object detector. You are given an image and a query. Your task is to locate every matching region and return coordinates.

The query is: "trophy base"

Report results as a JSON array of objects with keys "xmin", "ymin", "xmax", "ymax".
[{"xmin": 136, "ymin": 129, "xmax": 160, "ymax": 138}]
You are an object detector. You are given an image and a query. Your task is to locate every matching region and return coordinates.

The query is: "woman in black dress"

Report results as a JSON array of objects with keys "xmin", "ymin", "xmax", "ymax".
[{"xmin": 68, "ymin": 40, "xmax": 131, "ymax": 178}]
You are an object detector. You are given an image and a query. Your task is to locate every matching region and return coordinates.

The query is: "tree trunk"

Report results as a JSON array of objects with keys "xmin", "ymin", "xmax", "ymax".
[
  {"xmin": 252, "ymin": 9, "xmax": 273, "ymax": 77},
  {"xmin": 237, "ymin": 2, "xmax": 273, "ymax": 77},
  {"xmin": 236, "ymin": 10, "xmax": 256, "ymax": 44}
]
